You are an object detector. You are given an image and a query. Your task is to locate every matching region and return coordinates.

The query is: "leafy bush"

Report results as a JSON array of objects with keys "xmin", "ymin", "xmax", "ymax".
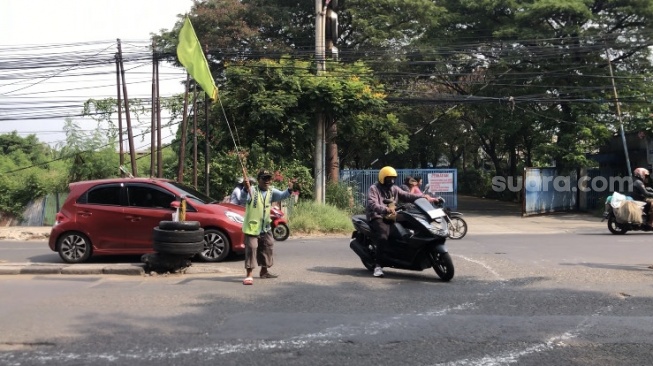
[
  {"xmin": 0, "ymin": 170, "xmax": 54, "ymax": 220},
  {"xmin": 326, "ymin": 181, "xmax": 365, "ymax": 214}
]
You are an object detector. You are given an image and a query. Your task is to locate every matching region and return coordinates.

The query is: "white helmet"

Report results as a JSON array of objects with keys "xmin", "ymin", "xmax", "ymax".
[
  {"xmin": 236, "ymin": 177, "xmax": 244, "ymax": 184},
  {"xmin": 634, "ymin": 167, "xmax": 650, "ymax": 180}
]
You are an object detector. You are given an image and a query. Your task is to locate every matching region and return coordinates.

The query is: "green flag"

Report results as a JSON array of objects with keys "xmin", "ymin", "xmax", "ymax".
[{"xmin": 177, "ymin": 17, "xmax": 218, "ymax": 100}]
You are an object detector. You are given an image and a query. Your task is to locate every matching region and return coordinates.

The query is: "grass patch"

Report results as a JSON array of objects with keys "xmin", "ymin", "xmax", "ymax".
[{"xmin": 289, "ymin": 200, "xmax": 354, "ymax": 235}]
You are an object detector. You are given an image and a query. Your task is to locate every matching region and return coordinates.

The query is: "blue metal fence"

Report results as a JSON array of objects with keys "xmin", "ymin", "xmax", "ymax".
[
  {"xmin": 523, "ymin": 167, "xmax": 578, "ymax": 216},
  {"xmin": 340, "ymin": 169, "xmax": 458, "ymax": 210}
]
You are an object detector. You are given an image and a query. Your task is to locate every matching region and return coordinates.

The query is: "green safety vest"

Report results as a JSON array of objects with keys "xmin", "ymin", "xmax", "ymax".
[{"xmin": 242, "ymin": 186, "xmax": 273, "ymax": 236}]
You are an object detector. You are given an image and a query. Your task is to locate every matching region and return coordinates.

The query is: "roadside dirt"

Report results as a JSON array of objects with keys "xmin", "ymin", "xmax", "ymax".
[{"xmin": 0, "ymin": 227, "xmax": 51, "ymax": 241}]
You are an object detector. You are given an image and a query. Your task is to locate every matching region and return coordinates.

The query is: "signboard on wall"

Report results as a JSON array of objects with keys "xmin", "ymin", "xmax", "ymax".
[{"xmin": 427, "ymin": 172, "xmax": 454, "ymax": 192}]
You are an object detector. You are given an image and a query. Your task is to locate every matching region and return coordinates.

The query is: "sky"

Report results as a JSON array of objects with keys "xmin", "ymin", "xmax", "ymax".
[{"xmin": 0, "ymin": 0, "xmax": 196, "ymax": 149}]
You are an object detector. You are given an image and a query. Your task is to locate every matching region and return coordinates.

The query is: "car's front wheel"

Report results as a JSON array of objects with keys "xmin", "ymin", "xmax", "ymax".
[
  {"xmin": 197, "ymin": 229, "xmax": 230, "ymax": 262},
  {"xmin": 57, "ymin": 232, "xmax": 92, "ymax": 263}
]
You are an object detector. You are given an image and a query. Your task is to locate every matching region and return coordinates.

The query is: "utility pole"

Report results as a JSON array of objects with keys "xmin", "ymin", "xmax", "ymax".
[
  {"xmin": 606, "ymin": 48, "xmax": 632, "ymax": 177},
  {"xmin": 155, "ymin": 56, "xmax": 163, "ymax": 178},
  {"xmin": 193, "ymin": 83, "xmax": 198, "ymax": 189},
  {"xmin": 177, "ymin": 73, "xmax": 190, "ymax": 182},
  {"xmin": 314, "ymin": 0, "xmax": 326, "ymax": 203},
  {"xmin": 114, "ymin": 53, "xmax": 124, "ymax": 175},
  {"xmin": 117, "ymin": 39, "xmax": 138, "ymax": 177},
  {"xmin": 204, "ymin": 44, "xmax": 211, "ymax": 196},
  {"xmin": 325, "ymin": 0, "xmax": 339, "ymax": 183},
  {"xmin": 150, "ymin": 41, "xmax": 157, "ymax": 177}
]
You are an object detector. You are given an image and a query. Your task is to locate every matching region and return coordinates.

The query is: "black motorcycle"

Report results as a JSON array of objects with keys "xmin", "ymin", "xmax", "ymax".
[{"xmin": 349, "ymin": 197, "xmax": 454, "ymax": 281}]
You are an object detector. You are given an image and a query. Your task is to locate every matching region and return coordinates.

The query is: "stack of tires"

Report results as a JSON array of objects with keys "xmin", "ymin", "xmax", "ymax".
[
  {"xmin": 152, "ymin": 220, "xmax": 204, "ymax": 257},
  {"xmin": 142, "ymin": 221, "xmax": 204, "ymax": 273}
]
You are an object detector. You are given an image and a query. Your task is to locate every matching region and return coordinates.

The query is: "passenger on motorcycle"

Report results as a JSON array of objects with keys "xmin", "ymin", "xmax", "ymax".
[
  {"xmin": 632, "ymin": 167, "xmax": 653, "ymax": 226},
  {"xmin": 366, "ymin": 166, "xmax": 441, "ymax": 278}
]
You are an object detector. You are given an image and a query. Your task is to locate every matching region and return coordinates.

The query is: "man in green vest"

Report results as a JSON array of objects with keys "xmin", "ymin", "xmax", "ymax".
[{"xmin": 242, "ymin": 169, "xmax": 294, "ymax": 285}]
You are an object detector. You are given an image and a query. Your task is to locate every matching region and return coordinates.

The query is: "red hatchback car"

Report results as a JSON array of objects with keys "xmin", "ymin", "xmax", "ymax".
[{"xmin": 48, "ymin": 177, "xmax": 246, "ymax": 263}]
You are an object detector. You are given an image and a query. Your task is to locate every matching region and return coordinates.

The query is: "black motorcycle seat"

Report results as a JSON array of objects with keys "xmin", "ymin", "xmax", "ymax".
[{"xmin": 352, "ymin": 215, "xmax": 371, "ymax": 233}]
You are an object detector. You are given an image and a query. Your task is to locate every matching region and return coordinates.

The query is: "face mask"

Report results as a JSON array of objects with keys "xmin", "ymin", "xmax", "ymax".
[{"xmin": 383, "ymin": 177, "xmax": 395, "ymax": 188}]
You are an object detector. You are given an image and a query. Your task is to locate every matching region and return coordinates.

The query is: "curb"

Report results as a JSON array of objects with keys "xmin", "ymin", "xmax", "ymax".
[
  {"xmin": 0, "ymin": 262, "xmax": 238, "ymax": 276},
  {"xmin": 0, "ymin": 263, "xmax": 146, "ymax": 276}
]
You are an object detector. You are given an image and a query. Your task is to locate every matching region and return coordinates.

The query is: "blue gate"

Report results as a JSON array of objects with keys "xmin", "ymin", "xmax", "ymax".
[
  {"xmin": 340, "ymin": 169, "xmax": 458, "ymax": 210},
  {"xmin": 523, "ymin": 167, "xmax": 578, "ymax": 216}
]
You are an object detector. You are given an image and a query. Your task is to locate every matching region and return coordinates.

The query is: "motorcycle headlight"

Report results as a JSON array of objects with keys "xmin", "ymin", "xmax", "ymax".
[
  {"xmin": 225, "ymin": 211, "xmax": 244, "ymax": 224},
  {"xmin": 414, "ymin": 216, "xmax": 448, "ymax": 237}
]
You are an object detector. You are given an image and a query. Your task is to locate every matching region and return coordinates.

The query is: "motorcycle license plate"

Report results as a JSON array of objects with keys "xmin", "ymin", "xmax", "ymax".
[{"xmin": 427, "ymin": 208, "xmax": 446, "ymax": 220}]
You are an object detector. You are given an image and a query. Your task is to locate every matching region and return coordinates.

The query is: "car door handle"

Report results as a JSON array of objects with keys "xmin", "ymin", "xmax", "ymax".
[
  {"xmin": 125, "ymin": 216, "xmax": 141, "ymax": 222},
  {"xmin": 79, "ymin": 211, "xmax": 92, "ymax": 217}
]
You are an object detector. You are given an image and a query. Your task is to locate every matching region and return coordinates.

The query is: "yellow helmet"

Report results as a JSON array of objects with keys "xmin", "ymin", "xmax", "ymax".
[{"xmin": 378, "ymin": 166, "xmax": 398, "ymax": 184}]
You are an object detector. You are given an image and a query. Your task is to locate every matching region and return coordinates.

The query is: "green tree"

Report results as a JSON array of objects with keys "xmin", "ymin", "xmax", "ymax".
[
  {"xmin": 0, "ymin": 133, "xmax": 67, "ymax": 218},
  {"xmin": 404, "ymin": 0, "xmax": 653, "ymax": 171}
]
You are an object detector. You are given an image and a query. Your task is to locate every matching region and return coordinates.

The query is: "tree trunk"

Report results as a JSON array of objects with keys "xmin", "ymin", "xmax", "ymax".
[{"xmin": 326, "ymin": 119, "xmax": 339, "ymax": 182}]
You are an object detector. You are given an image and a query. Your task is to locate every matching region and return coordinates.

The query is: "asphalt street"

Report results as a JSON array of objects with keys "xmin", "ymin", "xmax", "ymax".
[
  {"xmin": 2, "ymin": 230, "xmax": 653, "ymax": 365},
  {"xmin": 0, "ymin": 195, "xmax": 607, "ymax": 275}
]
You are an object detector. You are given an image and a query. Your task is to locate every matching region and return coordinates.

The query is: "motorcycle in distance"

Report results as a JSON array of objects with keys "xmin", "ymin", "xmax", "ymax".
[
  {"xmin": 602, "ymin": 193, "xmax": 652, "ymax": 234},
  {"xmin": 271, "ymin": 205, "xmax": 290, "ymax": 241},
  {"xmin": 349, "ymin": 197, "xmax": 454, "ymax": 281},
  {"xmin": 431, "ymin": 197, "xmax": 468, "ymax": 240}
]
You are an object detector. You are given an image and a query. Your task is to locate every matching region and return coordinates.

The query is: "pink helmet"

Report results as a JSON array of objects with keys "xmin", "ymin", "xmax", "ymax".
[{"xmin": 634, "ymin": 167, "xmax": 650, "ymax": 179}]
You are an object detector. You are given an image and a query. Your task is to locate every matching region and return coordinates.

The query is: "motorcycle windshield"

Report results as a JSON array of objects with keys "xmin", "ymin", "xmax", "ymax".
[{"xmin": 413, "ymin": 198, "xmax": 445, "ymax": 218}]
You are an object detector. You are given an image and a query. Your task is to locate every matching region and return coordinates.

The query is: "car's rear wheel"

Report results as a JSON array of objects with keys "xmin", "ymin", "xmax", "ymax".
[
  {"xmin": 198, "ymin": 229, "xmax": 230, "ymax": 262},
  {"xmin": 57, "ymin": 232, "xmax": 92, "ymax": 263}
]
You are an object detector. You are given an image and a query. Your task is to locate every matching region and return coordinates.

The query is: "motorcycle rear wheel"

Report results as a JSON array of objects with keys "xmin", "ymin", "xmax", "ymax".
[
  {"xmin": 272, "ymin": 223, "xmax": 290, "ymax": 241},
  {"xmin": 447, "ymin": 217, "xmax": 468, "ymax": 239},
  {"xmin": 431, "ymin": 252, "xmax": 454, "ymax": 281},
  {"xmin": 607, "ymin": 216, "xmax": 627, "ymax": 235}
]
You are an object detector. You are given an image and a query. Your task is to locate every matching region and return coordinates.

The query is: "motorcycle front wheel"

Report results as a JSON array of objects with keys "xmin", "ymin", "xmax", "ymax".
[
  {"xmin": 447, "ymin": 217, "xmax": 468, "ymax": 239},
  {"xmin": 431, "ymin": 252, "xmax": 454, "ymax": 281},
  {"xmin": 607, "ymin": 216, "xmax": 627, "ymax": 235},
  {"xmin": 272, "ymin": 223, "xmax": 290, "ymax": 241}
]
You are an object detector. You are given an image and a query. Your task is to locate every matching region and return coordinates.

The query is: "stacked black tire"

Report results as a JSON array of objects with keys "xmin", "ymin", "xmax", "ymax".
[
  {"xmin": 152, "ymin": 220, "xmax": 204, "ymax": 256},
  {"xmin": 142, "ymin": 221, "xmax": 204, "ymax": 273}
]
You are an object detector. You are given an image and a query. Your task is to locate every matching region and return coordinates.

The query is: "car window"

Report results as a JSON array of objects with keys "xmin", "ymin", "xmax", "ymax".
[
  {"xmin": 84, "ymin": 185, "xmax": 122, "ymax": 205},
  {"xmin": 164, "ymin": 181, "xmax": 216, "ymax": 203},
  {"xmin": 127, "ymin": 185, "xmax": 175, "ymax": 209}
]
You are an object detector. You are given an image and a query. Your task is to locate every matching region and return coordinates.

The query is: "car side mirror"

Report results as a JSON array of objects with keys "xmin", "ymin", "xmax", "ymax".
[{"xmin": 170, "ymin": 201, "xmax": 180, "ymax": 209}]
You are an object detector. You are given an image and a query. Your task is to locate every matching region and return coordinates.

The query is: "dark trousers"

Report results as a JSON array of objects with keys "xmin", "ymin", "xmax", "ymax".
[
  {"xmin": 369, "ymin": 218, "xmax": 391, "ymax": 266},
  {"xmin": 244, "ymin": 232, "xmax": 274, "ymax": 270}
]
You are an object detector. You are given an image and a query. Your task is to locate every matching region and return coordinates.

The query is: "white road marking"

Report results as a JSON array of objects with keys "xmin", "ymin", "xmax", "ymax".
[{"xmin": 432, "ymin": 305, "xmax": 613, "ymax": 366}]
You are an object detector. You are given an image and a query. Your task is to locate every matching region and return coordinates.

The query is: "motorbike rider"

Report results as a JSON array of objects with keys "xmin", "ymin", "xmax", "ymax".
[
  {"xmin": 632, "ymin": 167, "xmax": 653, "ymax": 226},
  {"xmin": 366, "ymin": 166, "xmax": 442, "ymax": 278}
]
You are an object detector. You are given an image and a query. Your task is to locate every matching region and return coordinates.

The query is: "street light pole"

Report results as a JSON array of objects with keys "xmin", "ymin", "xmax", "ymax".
[{"xmin": 314, "ymin": 0, "xmax": 326, "ymax": 203}]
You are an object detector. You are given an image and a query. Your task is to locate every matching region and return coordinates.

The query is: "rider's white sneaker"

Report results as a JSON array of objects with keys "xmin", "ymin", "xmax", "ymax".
[{"xmin": 373, "ymin": 266, "xmax": 384, "ymax": 277}]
